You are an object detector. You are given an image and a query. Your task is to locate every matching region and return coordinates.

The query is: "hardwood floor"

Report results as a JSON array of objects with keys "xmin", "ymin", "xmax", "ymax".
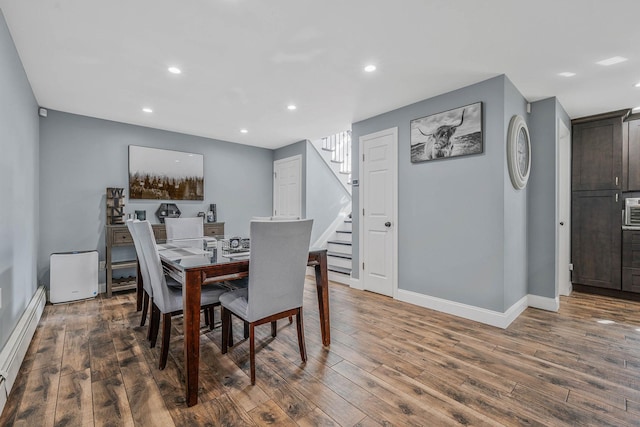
[{"xmin": 2, "ymin": 280, "xmax": 640, "ymax": 426}]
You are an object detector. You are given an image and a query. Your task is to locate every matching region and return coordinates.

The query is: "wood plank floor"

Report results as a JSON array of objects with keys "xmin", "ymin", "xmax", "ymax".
[{"xmin": 2, "ymin": 280, "xmax": 640, "ymax": 426}]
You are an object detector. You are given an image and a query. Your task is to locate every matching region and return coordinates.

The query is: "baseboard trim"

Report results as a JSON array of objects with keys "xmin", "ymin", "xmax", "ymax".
[
  {"xmin": 528, "ymin": 294, "xmax": 559, "ymax": 312},
  {"xmin": 328, "ymin": 271, "xmax": 351, "ymax": 286},
  {"xmin": 350, "ymin": 277, "xmax": 363, "ymax": 290},
  {"xmin": 0, "ymin": 286, "xmax": 46, "ymax": 414},
  {"xmin": 396, "ymin": 289, "xmax": 528, "ymax": 329}
]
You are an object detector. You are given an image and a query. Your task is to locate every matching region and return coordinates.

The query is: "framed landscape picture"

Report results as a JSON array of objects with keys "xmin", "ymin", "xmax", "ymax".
[
  {"xmin": 128, "ymin": 145, "xmax": 204, "ymax": 200},
  {"xmin": 410, "ymin": 102, "xmax": 483, "ymax": 163}
]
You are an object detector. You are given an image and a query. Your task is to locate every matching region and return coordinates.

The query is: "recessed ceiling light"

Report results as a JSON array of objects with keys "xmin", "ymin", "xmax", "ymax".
[
  {"xmin": 142, "ymin": 107, "xmax": 153, "ymax": 113},
  {"xmin": 596, "ymin": 56, "xmax": 628, "ymax": 66},
  {"xmin": 168, "ymin": 66, "xmax": 182, "ymax": 74},
  {"xmin": 558, "ymin": 72, "xmax": 576, "ymax": 77},
  {"xmin": 364, "ymin": 64, "xmax": 377, "ymax": 73},
  {"xmin": 240, "ymin": 129, "xmax": 248, "ymax": 134},
  {"xmin": 287, "ymin": 104, "xmax": 297, "ymax": 111},
  {"xmin": 634, "ymin": 82, "xmax": 640, "ymax": 88}
]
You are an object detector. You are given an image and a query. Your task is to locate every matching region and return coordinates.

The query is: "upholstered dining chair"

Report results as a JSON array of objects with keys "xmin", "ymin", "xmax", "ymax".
[
  {"xmin": 132, "ymin": 220, "xmax": 228, "ymax": 369},
  {"xmin": 220, "ymin": 218, "xmax": 313, "ymax": 384},
  {"xmin": 126, "ymin": 219, "xmax": 153, "ymax": 331},
  {"xmin": 164, "ymin": 217, "xmax": 204, "ymax": 240}
]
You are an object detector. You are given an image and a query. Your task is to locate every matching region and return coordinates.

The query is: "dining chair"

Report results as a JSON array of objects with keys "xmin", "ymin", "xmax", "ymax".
[
  {"xmin": 165, "ymin": 217, "xmax": 204, "ymax": 240},
  {"xmin": 132, "ymin": 220, "xmax": 228, "ymax": 369},
  {"xmin": 220, "ymin": 218, "xmax": 313, "ymax": 384},
  {"xmin": 126, "ymin": 219, "xmax": 154, "ymax": 332}
]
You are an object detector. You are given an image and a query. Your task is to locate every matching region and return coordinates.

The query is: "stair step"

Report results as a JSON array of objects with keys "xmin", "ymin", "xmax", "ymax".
[
  {"xmin": 321, "ymin": 147, "xmax": 335, "ymax": 152},
  {"xmin": 328, "ymin": 266, "xmax": 351, "ymax": 275},
  {"xmin": 336, "ymin": 230, "xmax": 352, "ymax": 235},
  {"xmin": 328, "ymin": 240, "xmax": 351, "ymax": 246},
  {"xmin": 330, "ymin": 160, "xmax": 344, "ymax": 164},
  {"xmin": 344, "ymin": 219, "xmax": 352, "ymax": 223},
  {"xmin": 328, "ymin": 251, "xmax": 352, "ymax": 260}
]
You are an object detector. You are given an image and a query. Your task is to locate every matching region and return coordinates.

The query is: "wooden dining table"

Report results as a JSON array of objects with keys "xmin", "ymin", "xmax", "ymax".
[{"xmin": 136, "ymin": 242, "xmax": 330, "ymax": 407}]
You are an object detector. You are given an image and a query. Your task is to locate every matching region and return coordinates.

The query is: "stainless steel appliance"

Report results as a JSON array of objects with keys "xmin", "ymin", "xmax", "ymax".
[{"xmin": 625, "ymin": 198, "xmax": 640, "ymax": 226}]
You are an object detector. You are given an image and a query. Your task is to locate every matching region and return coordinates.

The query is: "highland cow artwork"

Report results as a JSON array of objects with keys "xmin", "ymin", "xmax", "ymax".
[
  {"xmin": 410, "ymin": 102, "xmax": 483, "ymax": 163},
  {"xmin": 128, "ymin": 145, "xmax": 204, "ymax": 200}
]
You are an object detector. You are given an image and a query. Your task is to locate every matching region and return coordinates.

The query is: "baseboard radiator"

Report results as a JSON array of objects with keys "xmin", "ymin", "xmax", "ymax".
[{"xmin": 0, "ymin": 286, "xmax": 46, "ymax": 413}]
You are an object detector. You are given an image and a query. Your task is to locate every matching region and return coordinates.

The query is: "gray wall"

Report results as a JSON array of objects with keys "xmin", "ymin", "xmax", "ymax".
[
  {"xmin": 352, "ymin": 75, "xmax": 531, "ymax": 312},
  {"xmin": 502, "ymin": 77, "xmax": 529, "ymax": 309},
  {"xmin": 0, "ymin": 10, "xmax": 39, "ymax": 349},
  {"xmin": 527, "ymin": 97, "xmax": 571, "ymax": 299},
  {"xmin": 38, "ymin": 110, "xmax": 273, "ymax": 287},
  {"xmin": 306, "ymin": 141, "xmax": 351, "ymax": 244},
  {"xmin": 274, "ymin": 139, "xmax": 351, "ymax": 243}
]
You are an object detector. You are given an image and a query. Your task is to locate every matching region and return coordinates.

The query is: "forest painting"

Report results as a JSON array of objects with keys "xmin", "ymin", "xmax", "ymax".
[{"xmin": 128, "ymin": 145, "xmax": 204, "ymax": 200}]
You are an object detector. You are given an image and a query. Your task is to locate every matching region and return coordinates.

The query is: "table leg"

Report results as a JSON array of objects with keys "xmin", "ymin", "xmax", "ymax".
[
  {"xmin": 184, "ymin": 270, "xmax": 202, "ymax": 407},
  {"xmin": 136, "ymin": 260, "xmax": 143, "ymax": 312},
  {"xmin": 314, "ymin": 252, "xmax": 331, "ymax": 346}
]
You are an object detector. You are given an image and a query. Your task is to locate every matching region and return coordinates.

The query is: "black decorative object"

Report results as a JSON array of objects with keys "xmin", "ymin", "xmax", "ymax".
[
  {"xmin": 135, "ymin": 210, "xmax": 146, "ymax": 220},
  {"xmin": 106, "ymin": 187, "xmax": 126, "ymax": 225},
  {"xmin": 207, "ymin": 203, "xmax": 217, "ymax": 223},
  {"xmin": 155, "ymin": 203, "xmax": 181, "ymax": 224}
]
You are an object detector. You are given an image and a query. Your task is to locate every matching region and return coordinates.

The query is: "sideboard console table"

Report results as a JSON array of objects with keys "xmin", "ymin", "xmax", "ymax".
[{"xmin": 105, "ymin": 222, "xmax": 225, "ymax": 297}]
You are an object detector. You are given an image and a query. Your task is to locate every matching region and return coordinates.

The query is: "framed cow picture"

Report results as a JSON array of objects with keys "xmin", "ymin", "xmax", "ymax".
[{"xmin": 410, "ymin": 102, "xmax": 483, "ymax": 163}]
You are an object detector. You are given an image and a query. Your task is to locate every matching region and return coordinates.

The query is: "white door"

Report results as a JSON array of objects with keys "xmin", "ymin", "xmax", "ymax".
[
  {"xmin": 273, "ymin": 155, "xmax": 302, "ymax": 218},
  {"xmin": 359, "ymin": 127, "xmax": 398, "ymax": 297},
  {"xmin": 558, "ymin": 119, "xmax": 572, "ymax": 296}
]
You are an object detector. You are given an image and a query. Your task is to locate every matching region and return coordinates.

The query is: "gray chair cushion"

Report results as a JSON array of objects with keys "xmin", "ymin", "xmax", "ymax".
[{"xmin": 219, "ymin": 288, "xmax": 249, "ymax": 320}]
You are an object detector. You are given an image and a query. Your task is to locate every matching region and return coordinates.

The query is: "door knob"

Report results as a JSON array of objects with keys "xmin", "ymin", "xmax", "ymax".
[
  {"xmin": 560, "ymin": 222, "xmax": 565, "ymax": 226},
  {"xmin": 385, "ymin": 222, "xmax": 391, "ymax": 227}
]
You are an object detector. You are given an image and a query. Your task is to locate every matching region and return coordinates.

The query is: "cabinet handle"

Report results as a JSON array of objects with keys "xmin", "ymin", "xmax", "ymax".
[
  {"xmin": 616, "ymin": 193, "xmax": 619, "ymax": 202},
  {"xmin": 616, "ymin": 176, "xmax": 619, "ymax": 186}
]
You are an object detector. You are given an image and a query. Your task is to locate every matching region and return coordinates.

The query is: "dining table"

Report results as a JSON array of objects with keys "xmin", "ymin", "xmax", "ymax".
[{"xmin": 135, "ymin": 239, "xmax": 330, "ymax": 407}]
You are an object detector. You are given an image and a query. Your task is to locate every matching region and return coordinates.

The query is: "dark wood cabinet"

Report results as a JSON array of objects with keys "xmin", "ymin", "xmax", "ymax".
[
  {"xmin": 571, "ymin": 110, "xmax": 629, "ymax": 292},
  {"xmin": 622, "ymin": 229, "xmax": 640, "ymax": 293},
  {"xmin": 572, "ymin": 114, "xmax": 625, "ymax": 191},
  {"xmin": 571, "ymin": 190, "xmax": 621, "ymax": 289},
  {"xmin": 625, "ymin": 116, "xmax": 640, "ymax": 191}
]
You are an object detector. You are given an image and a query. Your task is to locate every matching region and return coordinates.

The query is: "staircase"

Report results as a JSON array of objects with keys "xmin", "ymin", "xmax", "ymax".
[
  {"xmin": 312, "ymin": 131, "xmax": 352, "ymax": 195},
  {"xmin": 310, "ymin": 130, "xmax": 353, "ymax": 285},
  {"xmin": 326, "ymin": 215, "xmax": 352, "ymax": 284}
]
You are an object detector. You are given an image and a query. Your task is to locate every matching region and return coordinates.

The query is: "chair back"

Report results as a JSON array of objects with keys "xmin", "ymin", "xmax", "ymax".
[
  {"xmin": 165, "ymin": 217, "xmax": 204, "ymax": 240},
  {"xmin": 252, "ymin": 216, "xmax": 301, "ymax": 221},
  {"xmin": 132, "ymin": 220, "xmax": 175, "ymax": 313},
  {"xmin": 126, "ymin": 219, "xmax": 152, "ymax": 298},
  {"xmin": 246, "ymin": 219, "xmax": 313, "ymax": 322}
]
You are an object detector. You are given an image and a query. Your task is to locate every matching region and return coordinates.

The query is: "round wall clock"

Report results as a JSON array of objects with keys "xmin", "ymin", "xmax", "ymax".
[{"xmin": 507, "ymin": 115, "xmax": 531, "ymax": 190}]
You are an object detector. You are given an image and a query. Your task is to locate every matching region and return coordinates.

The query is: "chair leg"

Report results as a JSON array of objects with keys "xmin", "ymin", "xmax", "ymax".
[
  {"xmin": 296, "ymin": 307, "xmax": 307, "ymax": 362},
  {"xmin": 140, "ymin": 292, "xmax": 150, "ymax": 327},
  {"xmin": 243, "ymin": 321, "xmax": 249, "ymax": 339},
  {"xmin": 159, "ymin": 313, "xmax": 171, "ymax": 370},
  {"xmin": 221, "ymin": 307, "xmax": 231, "ymax": 354},
  {"xmin": 208, "ymin": 306, "xmax": 216, "ymax": 331},
  {"xmin": 250, "ymin": 323, "xmax": 256, "ymax": 385},
  {"xmin": 271, "ymin": 321, "xmax": 277, "ymax": 338},
  {"xmin": 204, "ymin": 308, "xmax": 211, "ymax": 327},
  {"xmin": 288, "ymin": 315, "xmax": 293, "ymax": 324},
  {"xmin": 149, "ymin": 304, "xmax": 161, "ymax": 348}
]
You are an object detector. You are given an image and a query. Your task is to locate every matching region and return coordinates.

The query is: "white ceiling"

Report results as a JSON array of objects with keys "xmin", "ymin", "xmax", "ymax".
[{"xmin": 1, "ymin": 0, "xmax": 640, "ymax": 149}]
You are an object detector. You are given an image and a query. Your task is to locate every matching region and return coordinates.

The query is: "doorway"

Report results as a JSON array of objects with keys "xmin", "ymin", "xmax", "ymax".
[
  {"xmin": 359, "ymin": 127, "xmax": 398, "ymax": 297},
  {"xmin": 558, "ymin": 119, "xmax": 572, "ymax": 296},
  {"xmin": 273, "ymin": 155, "xmax": 302, "ymax": 218}
]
